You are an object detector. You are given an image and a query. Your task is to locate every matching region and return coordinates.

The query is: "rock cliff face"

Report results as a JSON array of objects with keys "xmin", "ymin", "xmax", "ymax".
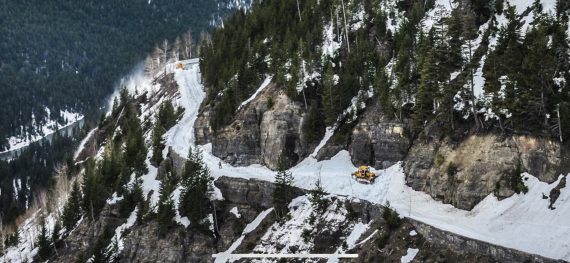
[
  {"xmin": 195, "ymin": 81, "xmax": 569, "ymax": 211},
  {"xmin": 404, "ymin": 135, "xmax": 564, "ymax": 210},
  {"xmin": 52, "ymin": 205, "xmax": 125, "ymax": 263},
  {"xmin": 51, "ymin": 176, "xmax": 560, "ymax": 263},
  {"xmin": 348, "ymin": 101, "xmax": 410, "ymax": 169},
  {"xmin": 195, "ymin": 83, "xmax": 310, "ymax": 169}
]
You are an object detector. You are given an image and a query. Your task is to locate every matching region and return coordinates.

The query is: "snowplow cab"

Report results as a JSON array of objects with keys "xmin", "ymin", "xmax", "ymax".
[{"xmin": 352, "ymin": 165, "xmax": 376, "ymax": 184}]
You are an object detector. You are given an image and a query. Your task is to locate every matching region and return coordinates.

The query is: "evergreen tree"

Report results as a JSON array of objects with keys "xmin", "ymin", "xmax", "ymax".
[
  {"xmin": 82, "ymin": 160, "xmax": 108, "ymax": 220},
  {"xmin": 52, "ymin": 220, "xmax": 62, "ymax": 247},
  {"xmin": 35, "ymin": 219, "xmax": 52, "ymax": 261},
  {"xmin": 302, "ymin": 100, "xmax": 325, "ymax": 144},
  {"xmin": 309, "ymin": 178, "xmax": 329, "ymax": 214},
  {"xmin": 413, "ymin": 30, "xmax": 438, "ymax": 132},
  {"xmin": 179, "ymin": 148, "xmax": 213, "ymax": 231},
  {"xmin": 121, "ymin": 178, "xmax": 145, "ymax": 219},
  {"xmin": 157, "ymin": 164, "xmax": 177, "ymax": 235},
  {"xmin": 151, "ymin": 122, "xmax": 166, "ymax": 166},
  {"xmin": 136, "ymin": 198, "xmax": 151, "ymax": 225},
  {"xmin": 462, "ymin": 14, "xmax": 481, "ymax": 129},
  {"xmin": 374, "ymin": 66, "xmax": 393, "ymax": 117},
  {"xmin": 100, "ymin": 140, "xmax": 124, "ymax": 190},
  {"xmin": 322, "ymin": 61, "xmax": 337, "ymax": 125},
  {"xmin": 62, "ymin": 181, "xmax": 83, "ymax": 231},
  {"xmin": 272, "ymin": 154, "xmax": 294, "ymax": 221},
  {"xmin": 123, "ymin": 106, "xmax": 148, "ymax": 176},
  {"xmin": 158, "ymin": 100, "xmax": 177, "ymax": 130}
]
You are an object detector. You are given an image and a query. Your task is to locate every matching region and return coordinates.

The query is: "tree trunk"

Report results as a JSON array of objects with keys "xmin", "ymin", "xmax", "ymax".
[
  {"xmin": 558, "ymin": 104, "xmax": 563, "ymax": 143},
  {"xmin": 341, "ymin": 0, "xmax": 350, "ymax": 53},
  {"xmin": 296, "ymin": 0, "xmax": 302, "ymax": 22},
  {"xmin": 468, "ymin": 40, "xmax": 480, "ymax": 130}
]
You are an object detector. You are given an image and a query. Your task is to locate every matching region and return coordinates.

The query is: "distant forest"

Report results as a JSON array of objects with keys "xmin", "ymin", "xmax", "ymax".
[
  {"xmin": 0, "ymin": 0, "xmax": 230, "ymax": 150},
  {"xmin": 0, "ymin": 0, "xmax": 244, "ymax": 226}
]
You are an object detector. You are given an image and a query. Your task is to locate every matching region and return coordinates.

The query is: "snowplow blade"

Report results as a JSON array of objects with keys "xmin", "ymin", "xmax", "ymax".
[{"xmin": 352, "ymin": 174, "xmax": 376, "ymax": 184}]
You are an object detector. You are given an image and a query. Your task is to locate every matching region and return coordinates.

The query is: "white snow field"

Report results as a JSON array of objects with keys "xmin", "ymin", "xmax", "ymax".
[{"xmin": 166, "ymin": 60, "xmax": 570, "ymax": 261}]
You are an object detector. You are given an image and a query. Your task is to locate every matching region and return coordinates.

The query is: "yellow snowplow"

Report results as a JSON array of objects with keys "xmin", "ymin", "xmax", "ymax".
[{"xmin": 352, "ymin": 166, "xmax": 376, "ymax": 184}]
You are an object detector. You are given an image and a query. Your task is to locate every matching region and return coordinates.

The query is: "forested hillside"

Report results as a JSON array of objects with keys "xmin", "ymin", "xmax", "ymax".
[
  {"xmin": 0, "ymin": 0, "xmax": 251, "ymax": 230},
  {"xmin": 0, "ymin": 0, "xmax": 242, "ymax": 151},
  {"xmin": 200, "ymin": 0, "xmax": 570, "ymax": 146}
]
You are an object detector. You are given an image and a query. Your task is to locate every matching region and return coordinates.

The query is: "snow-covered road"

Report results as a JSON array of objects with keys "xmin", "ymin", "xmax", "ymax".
[
  {"xmin": 164, "ymin": 58, "xmax": 204, "ymax": 157},
  {"xmin": 166, "ymin": 62, "xmax": 570, "ymax": 261}
]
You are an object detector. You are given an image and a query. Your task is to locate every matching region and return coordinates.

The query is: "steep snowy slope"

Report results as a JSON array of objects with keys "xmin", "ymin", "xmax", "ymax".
[
  {"xmin": 5, "ymin": 55, "xmax": 568, "ymax": 262},
  {"xmin": 164, "ymin": 60, "xmax": 570, "ymax": 261}
]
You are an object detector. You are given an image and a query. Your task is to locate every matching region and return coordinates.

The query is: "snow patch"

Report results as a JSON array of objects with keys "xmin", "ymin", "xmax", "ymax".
[
  {"xmin": 322, "ymin": 23, "xmax": 341, "ymax": 61},
  {"xmin": 230, "ymin": 207, "xmax": 241, "ymax": 218},
  {"xmin": 215, "ymin": 208, "xmax": 274, "ymax": 263},
  {"xmin": 311, "ymin": 127, "xmax": 334, "ymax": 157},
  {"xmin": 401, "ymin": 248, "xmax": 419, "ymax": 263},
  {"xmin": 237, "ymin": 76, "xmax": 273, "ymax": 111}
]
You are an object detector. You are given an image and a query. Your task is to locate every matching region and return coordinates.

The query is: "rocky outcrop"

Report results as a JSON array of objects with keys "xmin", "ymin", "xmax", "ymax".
[
  {"xmin": 408, "ymin": 219, "xmax": 564, "ymax": 263},
  {"xmin": 349, "ymin": 101, "xmax": 410, "ymax": 169},
  {"xmin": 195, "ymin": 83, "xmax": 310, "ymax": 169},
  {"xmin": 404, "ymin": 134, "xmax": 564, "ymax": 210},
  {"xmin": 52, "ymin": 205, "xmax": 125, "ymax": 263},
  {"xmin": 50, "ymin": 176, "xmax": 561, "ymax": 263},
  {"xmin": 120, "ymin": 222, "xmax": 217, "ymax": 263}
]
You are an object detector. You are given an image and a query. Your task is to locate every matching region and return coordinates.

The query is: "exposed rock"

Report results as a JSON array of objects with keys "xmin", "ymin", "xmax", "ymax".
[
  {"xmin": 195, "ymin": 84, "xmax": 309, "ymax": 169},
  {"xmin": 50, "ymin": 176, "xmax": 559, "ymax": 263},
  {"xmin": 404, "ymin": 135, "xmax": 564, "ymax": 210},
  {"xmin": 52, "ymin": 205, "xmax": 125, "ymax": 263},
  {"xmin": 349, "ymin": 101, "xmax": 410, "ymax": 169},
  {"xmin": 194, "ymin": 104, "xmax": 214, "ymax": 145},
  {"xmin": 408, "ymin": 219, "xmax": 564, "ymax": 263},
  {"xmin": 120, "ymin": 222, "xmax": 217, "ymax": 263},
  {"xmin": 549, "ymin": 176, "xmax": 567, "ymax": 209},
  {"xmin": 214, "ymin": 176, "xmax": 304, "ymax": 210}
]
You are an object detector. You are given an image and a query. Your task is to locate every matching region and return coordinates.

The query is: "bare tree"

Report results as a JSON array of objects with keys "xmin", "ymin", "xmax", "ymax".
[
  {"xmin": 162, "ymin": 39, "xmax": 169, "ymax": 74},
  {"xmin": 182, "ymin": 29, "xmax": 194, "ymax": 59},
  {"xmin": 197, "ymin": 31, "xmax": 211, "ymax": 57},
  {"xmin": 144, "ymin": 55, "xmax": 155, "ymax": 76},
  {"xmin": 172, "ymin": 37, "xmax": 182, "ymax": 62}
]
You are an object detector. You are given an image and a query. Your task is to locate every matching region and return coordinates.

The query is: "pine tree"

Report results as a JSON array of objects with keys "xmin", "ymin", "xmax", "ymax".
[
  {"xmin": 413, "ymin": 30, "xmax": 438, "ymax": 132},
  {"xmin": 36, "ymin": 219, "xmax": 52, "ymax": 260},
  {"xmin": 82, "ymin": 160, "xmax": 107, "ymax": 220},
  {"xmin": 309, "ymin": 178, "xmax": 329, "ymax": 214},
  {"xmin": 62, "ymin": 181, "xmax": 83, "ymax": 231},
  {"xmin": 136, "ymin": 198, "xmax": 151, "ymax": 225},
  {"xmin": 123, "ymin": 107, "xmax": 148, "ymax": 176},
  {"xmin": 157, "ymin": 165, "xmax": 177, "ymax": 236},
  {"xmin": 322, "ymin": 61, "xmax": 337, "ymax": 125},
  {"xmin": 121, "ymin": 178, "xmax": 145, "ymax": 219},
  {"xmin": 151, "ymin": 122, "xmax": 166, "ymax": 166},
  {"xmin": 52, "ymin": 220, "xmax": 62, "ymax": 247},
  {"xmin": 272, "ymin": 154, "xmax": 294, "ymax": 221},
  {"xmin": 179, "ymin": 147, "xmax": 213, "ymax": 231},
  {"xmin": 462, "ymin": 14, "xmax": 481, "ymax": 129},
  {"xmin": 100, "ymin": 140, "xmax": 124, "ymax": 189},
  {"xmin": 158, "ymin": 100, "xmax": 177, "ymax": 130},
  {"xmin": 374, "ymin": 66, "xmax": 393, "ymax": 117}
]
